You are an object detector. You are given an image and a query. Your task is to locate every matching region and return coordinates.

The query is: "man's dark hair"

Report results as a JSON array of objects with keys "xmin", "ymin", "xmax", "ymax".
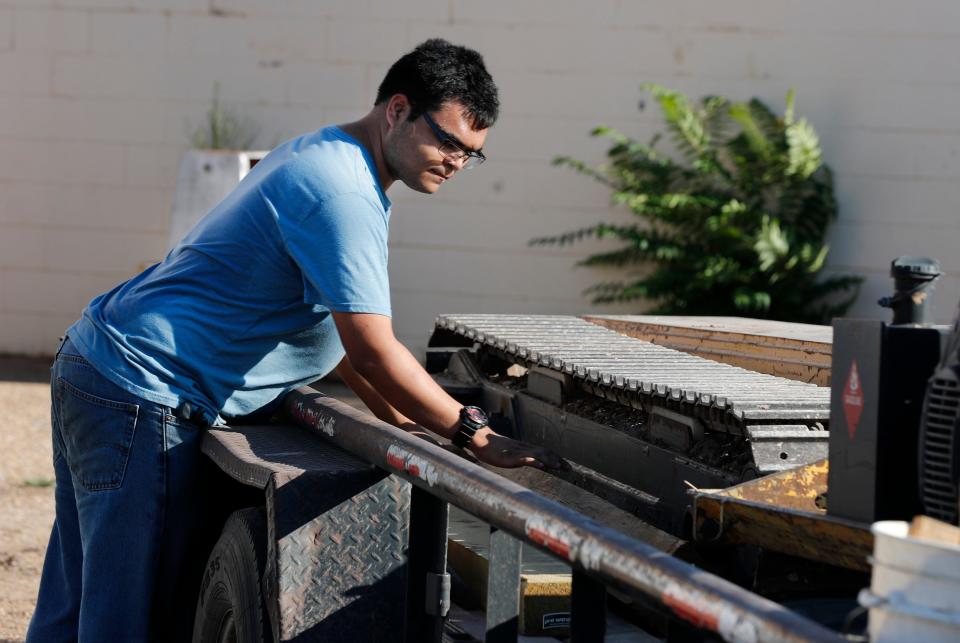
[{"xmin": 376, "ymin": 39, "xmax": 499, "ymax": 130}]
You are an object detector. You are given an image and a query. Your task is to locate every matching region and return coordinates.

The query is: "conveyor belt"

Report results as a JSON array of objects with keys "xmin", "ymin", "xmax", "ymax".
[{"xmin": 434, "ymin": 314, "xmax": 830, "ymax": 442}]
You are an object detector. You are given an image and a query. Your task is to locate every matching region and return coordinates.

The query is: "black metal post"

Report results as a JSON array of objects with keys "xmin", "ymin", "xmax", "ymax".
[
  {"xmin": 405, "ymin": 486, "xmax": 450, "ymax": 643},
  {"xmin": 570, "ymin": 569, "xmax": 606, "ymax": 643},
  {"xmin": 485, "ymin": 527, "xmax": 522, "ymax": 643}
]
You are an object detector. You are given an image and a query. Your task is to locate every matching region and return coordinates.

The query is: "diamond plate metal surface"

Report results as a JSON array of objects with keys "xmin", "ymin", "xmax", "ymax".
[
  {"xmin": 202, "ymin": 423, "xmax": 411, "ymax": 642},
  {"xmin": 267, "ymin": 473, "xmax": 410, "ymax": 642}
]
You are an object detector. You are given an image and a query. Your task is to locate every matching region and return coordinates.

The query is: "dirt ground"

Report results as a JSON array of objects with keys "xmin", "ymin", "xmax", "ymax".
[
  {"xmin": 0, "ymin": 356, "xmax": 54, "ymax": 642},
  {"xmin": 0, "ymin": 355, "xmax": 364, "ymax": 642}
]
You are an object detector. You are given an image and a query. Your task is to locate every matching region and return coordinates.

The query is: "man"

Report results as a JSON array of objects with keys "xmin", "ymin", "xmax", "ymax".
[{"xmin": 28, "ymin": 39, "xmax": 563, "ymax": 641}]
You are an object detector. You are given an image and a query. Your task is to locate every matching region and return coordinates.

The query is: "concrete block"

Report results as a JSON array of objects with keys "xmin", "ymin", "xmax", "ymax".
[
  {"xmin": 54, "ymin": 54, "xmax": 163, "ymax": 98},
  {"xmin": 788, "ymin": 79, "xmax": 960, "ymax": 134},
  {"xmin": 284, "ymin": 62, "xmax": 368, "ymax": 107},
  {"xmin": 327, "ymin": 19, "xmax": 409, "ymax": 64},
  {"xmin": 609, "ymin": 0, "xmax": 781, "ymax": 30},
  {"xmin": 238, "ymin": 104, "xmax": 328, "ymax": 145},
  {"xmin": 134, "ymin": 0, "xmax": 206, "ymax": 11},
  {"xmin": 0, "ymin": 181, "xmax": 51, "ymax": 226},
  {"xmin": 363, "ymin": 0, "xmax": 447, "ymax": 22},
  {"xmin": 43, "ymin": 227, "xmax": 166, "ymax": 273},
  {"xmin": 0, "ymin": 95, "xmax": 165, "ymax": 144},
  {"xmin": 51, "ymin": 140, "xmax": 126, "ymax": 185},
  {"xmin": 0, "ymin": 311, "xmax": 77, "ymax": 356},
  {"xmin": 55, "ymin": 0, "xmax": 133, "ymax": 8},
  {"xmin": 14, "ymin": 7, "xmax": 88, "ymax": 53},
  {"xmin": 419, "ymin": 158, "xmax": 613, "ymax": 211},
  {"xmin": 168, "ymin": 13, "xmax": 329, "ymax": 62},
  {"xmin": 494, "ymin": 70, "xmax": 652, "ymax": 121},
  {"xmin": 388, "ymin": 245, "xmax": 623, "ymax": 302},
  {"xmin": 242, "ymin": 16, "xmax": 329, "ymax": 63},
  {"xmin": 826, "ymin": 220, "xmax": 960, "ymax": 277},
  {"xmin": 0, "ymin": 8, "xmax": 13, "ymax": 51},
  {"xmin": 90, "ymin": 10, "xmax": 168, "ymax": 56},
  {"xmin": 0, "ymin": 139, "xmax": 52, "ymax": 182},
  {"xmin": 481, "ymin": 113, "xmax": 650, "ymax": 165},
  {"xmin": 0, "ymin": 51, "xmax": 53, "ymax": 95},
  {"xmin": 451, "ymin": 0, "xmax": 619, "ymax": 27},
  {"xmin": 834, "ymin": 176, "xmax": 960, "ymax": 226},
  {"xmin": 123, "ymin": 143, "xmax": 183, "ymax": 188},
  {"xmin": 57, "ymin": 53, "xmax": 282, "ymax": 104},
  {"xmin": 81, "ymin": 186, "xmax": 173, "ymax": 233},
  {"xmin": 205, "ymin": 0, "xmax": 350, "ymax": 19},
  {"xmin": 0, "ymin": 226, "xmax": 44, "ymax": 270},
  {"xmin": 164, "ymin": 55, "xmax": 288, "ymax": 103},
  {"xmin": 0, "ymin": 182, "xmax": 171, "ymax": 232},
  {"xmin": 0, "ymin": 268, "xmax": 114, "ymax": 315},
  {"xmin": 408, "ymin": 20, "xmax": 673, "ymax": 76},
  {"xmin": 390, "ymin": 200, "xmax": 633, "ymax": 256},
  {"xmin": 824, "ymin": 129, "xmax": 960, "ymax": 180},
  {"xmin": 653, "ymin": 31, "xmax": 950, "ymax": 84}
]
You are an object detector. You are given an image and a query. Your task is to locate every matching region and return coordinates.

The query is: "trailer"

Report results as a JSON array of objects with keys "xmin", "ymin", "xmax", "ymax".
[
  {"xmin": 186, "ymin": 260, "xmax": 960, "ymax": 642},
  {"xmin": 184, "ymin": 314, "xmax": 851, "ymax": 642},
  {"xmin": 187, "ymin": 385, "xmax": 842, "ymax": 643}
]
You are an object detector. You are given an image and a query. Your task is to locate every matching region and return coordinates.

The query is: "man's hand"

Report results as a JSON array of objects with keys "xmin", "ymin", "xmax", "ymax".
[
  {"xmin": 331, "ymin": 312, "xmax": 567, "ymax": 472},
  {"xmin": 467, "ymin": 427, "xmax": 567, "ymax": 470}
]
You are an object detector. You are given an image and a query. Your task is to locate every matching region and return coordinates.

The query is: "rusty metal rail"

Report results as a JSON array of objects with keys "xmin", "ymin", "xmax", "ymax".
[{"xmin": 284, "ymin": 388, "xmax": 842, "ymax": 643}]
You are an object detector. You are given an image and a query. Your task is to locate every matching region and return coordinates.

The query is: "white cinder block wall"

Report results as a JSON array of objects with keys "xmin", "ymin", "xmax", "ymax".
[{"xmin": 1, "ymin": 1, "xmax": 958, "ymax": 357}]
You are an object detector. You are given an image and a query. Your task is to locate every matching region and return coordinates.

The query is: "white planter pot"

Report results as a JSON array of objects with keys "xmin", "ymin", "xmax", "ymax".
[{"xmin": 168, "ymin": 149, "xmax": 267, "ymax": 251}]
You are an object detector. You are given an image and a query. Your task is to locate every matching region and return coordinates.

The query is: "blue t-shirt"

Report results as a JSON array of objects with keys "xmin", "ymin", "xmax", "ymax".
[{"xmin": 68, "ymin": 126, "xmax": 392, "ymax": 423}]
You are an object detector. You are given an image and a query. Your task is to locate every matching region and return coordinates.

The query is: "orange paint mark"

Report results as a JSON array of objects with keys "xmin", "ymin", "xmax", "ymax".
[
  {"xmin": 527, "ymin": 527, "xmax": 571, "ymax": 559},
  {"xmin": 662, "ymin": 591, "xmax": 719, "ymax": 631}
]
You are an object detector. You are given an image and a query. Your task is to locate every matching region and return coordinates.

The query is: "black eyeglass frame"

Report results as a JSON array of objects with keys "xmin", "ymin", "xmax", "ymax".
[{"xmin": 421, "ymin": 112, "xmax": 486, "ymax": 169}]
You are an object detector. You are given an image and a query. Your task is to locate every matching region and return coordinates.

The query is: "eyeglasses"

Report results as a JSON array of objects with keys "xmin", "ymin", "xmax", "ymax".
[{"xmin": 421, "ymin": 112, "xmax": 486, "ymax": 170}]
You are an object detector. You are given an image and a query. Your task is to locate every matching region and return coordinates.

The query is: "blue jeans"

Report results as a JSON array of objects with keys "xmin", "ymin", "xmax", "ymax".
[{"xmin": 27, "ymin": 338, "xmax": 206, "ymax": 642}]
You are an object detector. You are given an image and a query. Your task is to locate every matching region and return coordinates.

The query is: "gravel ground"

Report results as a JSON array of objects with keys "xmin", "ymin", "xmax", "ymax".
[
  {"xmin": 0, "ymin": 354, "xmax": 364, "ymax": 642},
  {"xmin": 0, "ymin": 356, "xmax": 54, "ymax": 642}
]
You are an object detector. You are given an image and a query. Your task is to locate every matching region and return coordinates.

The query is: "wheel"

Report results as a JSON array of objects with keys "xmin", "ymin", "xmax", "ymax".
[{"xmin": 193, "ymin": 507, "xmax": 271, "ymax": 643}]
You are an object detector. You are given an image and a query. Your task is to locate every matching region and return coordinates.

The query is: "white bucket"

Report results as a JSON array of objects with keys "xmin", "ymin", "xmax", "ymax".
[{"xmin": 860, "ymin": 520, "xmax": 960, "ymax": 642}]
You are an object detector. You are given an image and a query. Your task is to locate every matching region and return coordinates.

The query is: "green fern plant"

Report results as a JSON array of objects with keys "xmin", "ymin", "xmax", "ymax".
[{"xmin": 531, "ymin": 84, "xmax": 861, "ymax": 323}]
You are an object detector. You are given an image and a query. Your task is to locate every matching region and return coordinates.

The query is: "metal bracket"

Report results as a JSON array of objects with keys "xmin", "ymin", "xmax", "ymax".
[
  {"xmin": 424, "ymin": 572, "xmax": 451, "ymax": 617},
  {"xmin": 528, "ymin": 366, "xmax": 574, "ymax": 405}
]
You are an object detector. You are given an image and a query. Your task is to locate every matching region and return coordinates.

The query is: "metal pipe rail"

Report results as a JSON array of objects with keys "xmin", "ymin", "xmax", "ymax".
[{"xmin": 284, "ymin": 387, "xmax": 841, "ymax": 643}]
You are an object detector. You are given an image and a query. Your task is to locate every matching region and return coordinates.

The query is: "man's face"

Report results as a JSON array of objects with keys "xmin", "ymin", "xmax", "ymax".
[{"xmin": 384, "ymin": 100, "xmax": 489, "ymax": 194}]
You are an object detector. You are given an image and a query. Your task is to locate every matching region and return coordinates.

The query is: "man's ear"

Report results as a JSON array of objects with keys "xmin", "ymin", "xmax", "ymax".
[{"xmin": 385, "ymin": 94, "xmax": 411, "ymax": 131}]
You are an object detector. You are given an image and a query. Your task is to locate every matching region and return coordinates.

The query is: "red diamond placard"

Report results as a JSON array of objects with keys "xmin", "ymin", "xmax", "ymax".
[{"xmin": 843, "ymin": 360, "xmax": 864, "ymax": 439}]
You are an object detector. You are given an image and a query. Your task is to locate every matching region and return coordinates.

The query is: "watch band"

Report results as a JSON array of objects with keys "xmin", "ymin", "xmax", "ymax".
[{"xmin": 453, "ymin": 406, "xmax": 488, "ymax": 449}]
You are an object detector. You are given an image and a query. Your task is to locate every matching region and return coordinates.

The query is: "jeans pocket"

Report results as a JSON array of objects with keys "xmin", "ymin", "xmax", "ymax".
[{"xmin": 56, "ymin": 376, "xmax": 139, "ymax": 491}]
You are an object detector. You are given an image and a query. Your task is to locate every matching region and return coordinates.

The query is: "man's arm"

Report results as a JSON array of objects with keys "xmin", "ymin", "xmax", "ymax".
[
  {"xmin": 332, "ymin": 311, "xmax": 564, "ymax": 469},
  {"xmin": 335, "ymin": 355, "xmax": 417, "ymax": 429}
]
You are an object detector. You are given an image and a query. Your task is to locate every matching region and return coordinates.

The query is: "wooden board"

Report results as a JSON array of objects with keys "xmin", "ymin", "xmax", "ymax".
[
  {"xmin": 584, "ymin": 315, "xmax": 833, "ymax": 385},
  {"xmin": 691, "ymin": 459, "xmax": 874, "ymax": 571}
]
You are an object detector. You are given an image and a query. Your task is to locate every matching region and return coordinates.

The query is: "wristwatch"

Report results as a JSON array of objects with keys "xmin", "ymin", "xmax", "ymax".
[{"xmin": 452, "ymin": 406, "xmax": 489, "ymax": 449}]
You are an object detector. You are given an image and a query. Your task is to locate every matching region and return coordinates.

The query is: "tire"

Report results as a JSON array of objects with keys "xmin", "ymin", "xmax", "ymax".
[{"xmin": 193, "ymin": 507, "xmax": 271, "ymax": 643}]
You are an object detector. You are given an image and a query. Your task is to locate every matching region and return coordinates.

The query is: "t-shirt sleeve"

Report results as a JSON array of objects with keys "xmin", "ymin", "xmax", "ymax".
[{"xmin": 279, "ymin": 192, "xmax": 391, "ymax": 316}]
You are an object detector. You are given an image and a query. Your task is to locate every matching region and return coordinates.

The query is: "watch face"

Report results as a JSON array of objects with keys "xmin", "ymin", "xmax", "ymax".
[{"xmin": 463, "ymin": 406, "xmax": 488, "ymax": 425}]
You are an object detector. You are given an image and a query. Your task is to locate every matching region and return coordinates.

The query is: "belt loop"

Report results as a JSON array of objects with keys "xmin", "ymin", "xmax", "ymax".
[
  {"xmin": 175, "ymin": 401, "xmax": 209, "ymax": 428},
  {"xmin": 54, "ymin": 334, "xmax": 69, "ymax": 362}
]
